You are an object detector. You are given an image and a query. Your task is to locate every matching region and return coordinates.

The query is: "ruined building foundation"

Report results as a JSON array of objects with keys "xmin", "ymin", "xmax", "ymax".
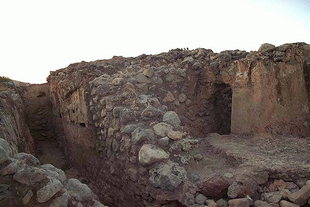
[{"xmin": 0, "ymin": 43, "xmax": 310, "ymax": 207}]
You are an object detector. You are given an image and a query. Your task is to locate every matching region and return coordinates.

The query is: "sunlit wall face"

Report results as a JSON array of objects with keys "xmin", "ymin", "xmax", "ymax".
[{"xmin": 0, "ymin": 0, "xmax": 309, "ymax": 83}]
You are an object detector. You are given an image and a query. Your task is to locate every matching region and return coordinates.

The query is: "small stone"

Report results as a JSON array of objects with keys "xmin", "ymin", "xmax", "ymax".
[
  {"xmin": 0, "ymin": 144, "xmax": 9, "ymax": 164},
  {"xmin": 167, "ymin": 130, "xmax": 186, "ymax": 140},
  {"xmin": 227, "ymin": 177, "xmax": 258, "ymax": 198},
  {"xmin": 224, "ymin": 173, "xmax": 234, "ymax": 179},
  {"xmin": 158, "ymin": 137, "xmax": 170, "ymax": 147},
  {"xmin": 22, "ymin": 190, "xmax": 33, "ymax": 205},
  {"xmin": 112, "ymin": 77, "xmax": 124, "ymax": 86},
  {"xmin": 285, "ymin": 182, "xmax": 300, "ymax": 192},
  {"xmin": 121, "ymin": 123, "xmax": 144, "ymax": 134},
  {"xmin": 198, "ymin": 175, "xmax": 230, "ymax": 198},
  {"xmin": 37, "ymin": 178, "xmax": 63, "ymax": 203},
  {"xmin": 195, "ymin": 193, "xmax": 206, "ymax": 204},
  {"xmin": 141, "ymin": 105, "xmax": 162, "ymax": 118},
  {"xmin": 91, "ymin": 200, "xmax": 108, "ymax": 207},
  {"xmin": 163, "ymin": 91, "xmax": 175, "ymax": 102},
  {"xmin": 287, "ymin": 185, "xmax": 310, "ymax": 205},
  {"xmin": 138, "ymin": 144, "xmax": 169, "ymax": 165},
  {"xmin": 134, "ymin": 73, "xmax": 151, "ymax": 83},
  {"xmin": 279, "ymin": 200, "xmax": 300, "ymax": 207},
  {"xmin": 254, "ymin": 200, "xmax": 275, "ymax": 207},
  {"xmin": 228, "ymin": 198, "xmax": 251, "ymax": 207},
  {"xmin": 153, "ymin": 122, "xmax": 173, "ymax": 137},
  {"xmin": 143, "ymin": 68, "xmax": 154, "ymax": 78},
  {"xmin": 193, "ymin": 153, "xmax": 203, "ymax": 161},
  {"xmin": 258, "ymin": 43, "xmax": 275, "ymax": 52},
  {"xmin": 216, "ymin": 199, "xmax": 228, "ymax": 207},
  {"xmin": 261, "ymin": 191, "xmax": 282, "ymax": 203},
  {"xmin": 163, "ymin": 111, "xmax": 181, "ymax": 128},
  {"xmin": 205, "ymin": 199, "xmax": 217, "ymax": 207},
  {"xmin": 131, "ymin": 127, "xmax": 155, "ymax": 144},
  {"xmin": 306, "ymin": 180, "xmax": 310, "ymax": 186},
  {"xmin": 178, "ymin": 93, "xmax": 187, "ymax": 103},
  {"xmin": 149, "ymin": 160, "xmax": 187, "ymax": 190}
]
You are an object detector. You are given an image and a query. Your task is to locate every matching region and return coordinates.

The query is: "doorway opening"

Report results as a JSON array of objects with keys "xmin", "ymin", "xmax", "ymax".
[{"xmin": 211, "ymin": 83, "xmax": 232, "ymax": 135}]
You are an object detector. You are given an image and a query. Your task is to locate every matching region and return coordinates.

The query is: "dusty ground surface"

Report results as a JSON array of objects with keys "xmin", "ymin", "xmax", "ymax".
[
  {"xmin": 35, "ymin": 138, "xmax": 67, "ymax": 169},
  {"xmin": 205, "ymin": 134, "xmax": 310, "ymax": 180}
]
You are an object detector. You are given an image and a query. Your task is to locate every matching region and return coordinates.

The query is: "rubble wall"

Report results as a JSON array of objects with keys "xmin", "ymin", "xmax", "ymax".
[{"xmin": 47, "ymin": 43, "xmax": 310, "ymax": 206}]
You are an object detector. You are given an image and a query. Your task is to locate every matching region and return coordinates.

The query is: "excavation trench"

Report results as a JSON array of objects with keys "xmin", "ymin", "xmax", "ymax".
[{"xmin": 22, "ymin": 84, "xmax": 67, "ymax": 169}]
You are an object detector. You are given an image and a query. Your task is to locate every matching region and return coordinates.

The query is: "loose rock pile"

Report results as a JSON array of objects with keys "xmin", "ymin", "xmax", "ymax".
[{"xmin": 0, "ymin": 138, "xmax": 106, "ymax": 207}]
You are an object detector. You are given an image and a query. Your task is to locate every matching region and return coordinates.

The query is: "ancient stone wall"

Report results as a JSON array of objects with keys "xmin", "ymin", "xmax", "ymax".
[
  {"xmin": 47, "ymin": 43, "xmax": 310, "ymax": 206},
  {"xmin": 0, "ymin": 83, "xmax": 33, "ymax": 154}
]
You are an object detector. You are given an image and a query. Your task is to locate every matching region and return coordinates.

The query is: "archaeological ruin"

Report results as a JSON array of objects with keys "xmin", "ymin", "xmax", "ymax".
[{"xmin": 0, "ymin": 42, "xmax": 309, "ymax": 207}]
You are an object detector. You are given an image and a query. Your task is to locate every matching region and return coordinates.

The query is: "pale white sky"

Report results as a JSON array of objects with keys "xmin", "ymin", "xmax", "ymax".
[{"xmin": 0, "ymin": 0, "xmax": 309, "ymax": 83}]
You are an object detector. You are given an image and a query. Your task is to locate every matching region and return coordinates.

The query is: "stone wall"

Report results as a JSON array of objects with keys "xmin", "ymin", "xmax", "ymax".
[
  {"xmin": 0, "ymin": 83, "xmax": 33, "ymax": 154},
  {"xmin": 47, "ymin": 43, "xmax": 310, "ymax": 206}
]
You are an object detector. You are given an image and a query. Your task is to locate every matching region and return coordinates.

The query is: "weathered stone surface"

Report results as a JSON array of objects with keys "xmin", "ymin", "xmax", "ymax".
[
  {"xmin": 14, "ymin": 152, "xmax": 40, "ymax": 166},
  {"xmin": 163, "ymin": 111, "xmax": 181, "ymax": 128},
  {"xmin": 194, "ymin": 193, "xmax": 206, "ymax": 204},
  {"xmin": 149, "ymin": 161, "xmax": 187, "ymax": 190},
  {"xmin": 131, "ymin": 127, "xmax": 155, "ymax": 144},
  {"xmin": 138, "ymin": 144, "xmax": 169, "ymax": 165},
  {"xmin": 287, "ymin": 185, "xmax": 310, "ymax": 205},
  {"xmin": 141, "ymin": 105, "xmax": 162, "ymax": 118},
  {"xmin": 49, "ymin": 192, "xmax": 69, "ymax": 207},
  {"xmin": 37, "ymin": 177, "xmax": 63, "ymax": 203},
  {"xmin": 228, "ymin": 198, "xmax": 251, "ymax": 207},
  {"xmin": 279, "ymin": 200, "xmax": 300, "ymax": 207},
  {"xmin": 216, "ymin": 198, "xmax": 228, "ymax": 207},
  {"xmin": 227, "ymin": 177, "xmax": 258, "ymax": 198},
  {"xmin": 254, "ymin": 200, "xmax": 276, "ymax": 207},
  {"xmin": 66, "ymin": 178, "xmax": 96, "ymax": 201},
  {"xmin": 261, "ymin": 191, "xmax": 282, "ymax": 203},
  {"xmin": 198, "ymin": 176, "xmax": 230, "ymax": 198},
  {"xmin": 0, "ymin": 138, "xmax": 12, "ymax": 163},
  {"xmin": 22, "ymin": 190, "xmax": 33, "ymax": 205},
  {"xmin": 153, "ymin": 122, "xmax": 173, "ymax": 137},
  {"xmin": 258, "ymin": 43, "xmax": 275, "ymax": 52},
  {"xmin": 1, "ymin": 159, "xmax": 25, "ymax": 175},
  {"xmin": 205, "ymin": 199, "xmax": 217, "ymax": 207},
  {"xmin": 167, "ymin": 130, "xmax": 186, "ymax": 140},
  {"xmin": 41, "ymin": 164, "xmax": 66, "ymax": 183},
  {"xmin": 158, "ymin": 136, "xmax": 170, "ymax": 147},
  {"xmin": 13, "ymin": 167, "xmax": 46, "ymax": 185}
]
